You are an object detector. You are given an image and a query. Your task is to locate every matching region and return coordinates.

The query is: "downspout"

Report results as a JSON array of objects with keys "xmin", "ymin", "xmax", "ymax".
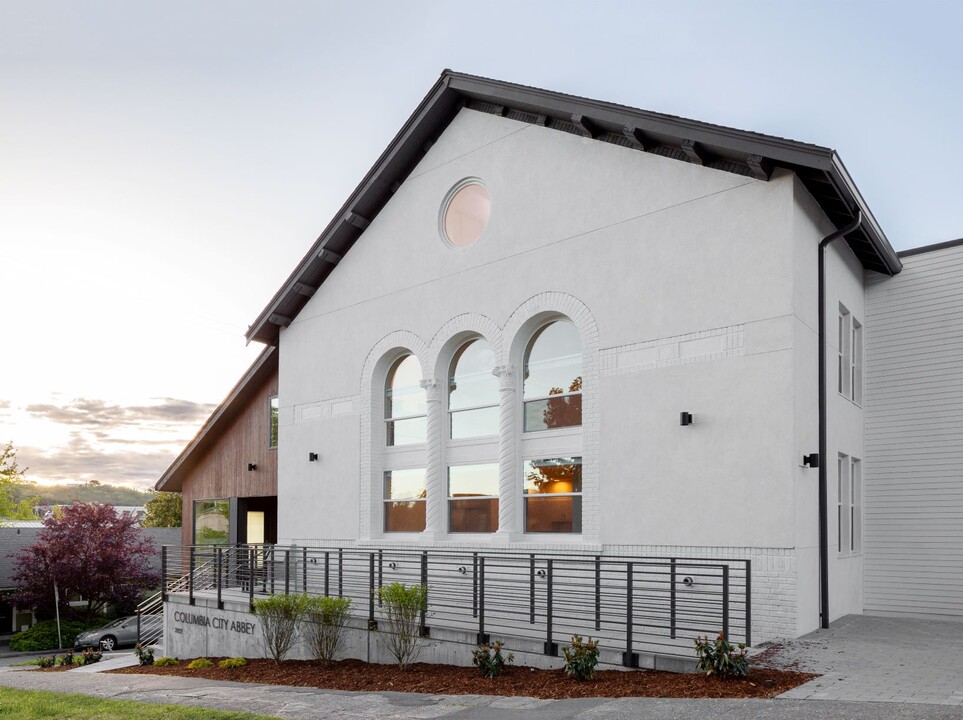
[{"xmin": 817, "ymin": 209, "xmax": 862, "ymax": 629}]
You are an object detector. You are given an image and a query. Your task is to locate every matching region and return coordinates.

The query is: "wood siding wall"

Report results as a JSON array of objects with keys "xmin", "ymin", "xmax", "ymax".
[
  {"xmin": 180, "ymin": 366, "xmax": 279, "ymax": 547},
  {"xmin": 865, "ymin": 245, "xmax": 963, "ymax": 619}
]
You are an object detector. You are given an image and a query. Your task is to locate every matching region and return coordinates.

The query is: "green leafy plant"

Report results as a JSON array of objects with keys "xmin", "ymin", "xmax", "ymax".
[
  {"xmin": 304, "ymin": 595, "xmax": 352, "ymax": 665},
  {"xmin": 134, "ymin": 644, "xmax": 154, "ymax": 666},
  {"xmin": 472, "ymin": 640, "xmax": 514, "ymax": 678},
  {"xmin": 252, "ymin": 593, "xmax": 308, "ymax": 664},
  {"xmin": 218, "ymin": 656, "xmax": 248, "ymax": 669},
  {"xmin": 37, "ymin": 655, "xmax": 56, "ymax": 669},
  {"xmin": 9, "ymin": 619, "xmax": 99, "ymax": 651},
  {"xmin": 187, "ymin": 658, "xmax": 214, "ymax": 669},
  {"xmin": 376, "ymin": 582, "xmax": 427, "ymax": 669},
  {"xmin": 562, "ymin": 634, "xmax": 600, "ymax": 681},
  {"xmin": 59, "ymin": 651, "xmax": 74, "ymax": 666},
  {"xmin": 694, "ymin": 632, "xmax": 749, "ymax": 677},
  {"xmin": 154, "ymin": 656, "xmax": 179, "ymax": 667},
  {"xmin": 76, "ymin": 648, "xmax": 102, "ymax": 666}
]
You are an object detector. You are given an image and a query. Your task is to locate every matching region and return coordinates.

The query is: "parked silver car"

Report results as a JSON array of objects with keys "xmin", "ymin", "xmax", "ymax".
[{"xmin": 73, "ymin": 616, "xmax": 161, "ymax": 651}]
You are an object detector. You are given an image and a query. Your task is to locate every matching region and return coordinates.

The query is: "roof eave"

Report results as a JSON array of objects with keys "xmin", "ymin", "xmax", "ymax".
[{"xmin": 246, "ymin": 71, "xmax": 902, "ymax": 344}]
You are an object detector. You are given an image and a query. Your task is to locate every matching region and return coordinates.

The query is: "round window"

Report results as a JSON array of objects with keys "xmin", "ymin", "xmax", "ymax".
[{"xmin": 441, "ymin": 180, "xmax": 490, "ymax": 247}]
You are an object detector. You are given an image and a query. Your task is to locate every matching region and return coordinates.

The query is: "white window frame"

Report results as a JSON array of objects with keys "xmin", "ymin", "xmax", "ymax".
[
  {"xmin": 851, "ymin": 319, "xmax": 863, "ymax": 405},
  {"xmin": 447, "ymin": 462, "xmax": 499, "ymax": 534},
  {"xmin": 838, "ymin": 305, "xmax": 851, "ymax": 398},
  {"xmin": 850, "ymin": 458, "xmax": 861, "ymax": 554},
  {"xmin": 837, "ymin": 305, "xmax": 863, "ymax": 405},
  {"xmin": 837, "ymin": 454, "xmax": 862, "ymax": 557},
  {"xmin": 522, "ymin": 455, "xmax": 583, "ymax": 534},
  {"xmin": 519, "ymin": 320, "xmax": 584, "ymax": 535},
  {"xmin": 381, "ymin": 353, "xmax": 427, "ymax": 534}
]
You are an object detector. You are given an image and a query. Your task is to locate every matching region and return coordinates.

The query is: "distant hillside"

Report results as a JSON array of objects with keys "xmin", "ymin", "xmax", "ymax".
[{"xmin": 9, "ymin": 481, "xmax": 153, "ymax": 507}]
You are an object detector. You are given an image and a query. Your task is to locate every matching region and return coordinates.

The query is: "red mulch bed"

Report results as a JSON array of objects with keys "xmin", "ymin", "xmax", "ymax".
[{"xmin": 112, "ymin": 658, "xmax": 815, "ymax": 699}]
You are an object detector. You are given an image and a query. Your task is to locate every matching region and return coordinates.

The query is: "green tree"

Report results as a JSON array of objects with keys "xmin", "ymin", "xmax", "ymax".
[
  {"xmin": 0, "ymin": 442, "xmax": 38, "ymax": 521},
  {"xmin": 142, "ymin": 491, "xmax": 182, "ymax": 528}
]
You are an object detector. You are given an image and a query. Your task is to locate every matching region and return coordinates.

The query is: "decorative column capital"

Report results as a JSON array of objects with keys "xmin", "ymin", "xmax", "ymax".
[
  {"xmin": 492, "ymin": 365, "xmax": 516, "ymax": 390},
  {"xmin": 420, "ymin": 377, "xmax": 442, "ymax": 402}
]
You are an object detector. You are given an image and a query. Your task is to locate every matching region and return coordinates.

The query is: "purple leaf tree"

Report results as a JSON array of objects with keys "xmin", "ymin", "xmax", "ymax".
[{"xmin": 12, "ymin": 503, "xmax": 159, "ymax": 621}]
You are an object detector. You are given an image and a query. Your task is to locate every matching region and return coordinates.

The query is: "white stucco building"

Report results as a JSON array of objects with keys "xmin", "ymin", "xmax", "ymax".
[{"xmin": 159, "ymin": 71, "xmax": 962, "ymax": 664}]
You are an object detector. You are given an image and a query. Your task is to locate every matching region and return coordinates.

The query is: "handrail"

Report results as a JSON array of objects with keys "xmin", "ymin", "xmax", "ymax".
[{"xmin": 159, "ymin": 543, "xmax": 752, "ymax": 663}]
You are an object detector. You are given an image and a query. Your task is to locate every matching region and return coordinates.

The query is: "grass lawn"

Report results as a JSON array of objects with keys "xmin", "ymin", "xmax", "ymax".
[{"xmin": 0, "ymin": 688, "xmax": 279, "ymax": 719}]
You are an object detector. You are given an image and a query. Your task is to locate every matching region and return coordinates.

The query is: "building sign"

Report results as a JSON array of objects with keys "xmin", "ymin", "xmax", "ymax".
[{"xmin": 172, "ymin": 610, "xmax": 256, "ymax": 635}]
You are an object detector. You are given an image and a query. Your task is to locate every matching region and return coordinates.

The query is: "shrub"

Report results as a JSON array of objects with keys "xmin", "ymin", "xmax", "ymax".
[
  {"xmin": 376, "ymin": 582, "xmax": 427, "ymax": 669},
  {"xmin": 76, "ymin": 648, "xmax": 103, "ymax": 666},
  {"xmin": 10, "ymin": 619, "xmax": 97, "ymax": 651},
  {"xmin": 187, "ymin": 658, "xmax": 214, "ymax": 669},
  {"xmin": 563, "ymin": 634, "xmax": 600, "ymax": 681},
  {"xmin": 59, "ymin": 651, "xmax": 74, "ymax": 666},
  {"xmin": 252, "ymin": 593, "xmax": 308, "ymax": 664},
  {"xmin": 304, "ymin": 595, "xmax": 352, "ymax": 664},
  {"xmin": 472, "ymin": 640, "xmax": 514, "ymax": 678},
  {"xmin": 218, "ymin": 657, "xmax": 248, "ymax": 669},
  {"xmin": 154, "ymin": 656, "xmax": 179, "ymax": 667},
  {"xmin": 37, "ymin": 655, "xmax": 56, "ymax": 669},
  {"xmin": 694, "ymin": 633, "xmax": 749, "ymax": 678},
  {"xmin": 135, "ymin": 644, "xmax": 154, "ymax": 666}
]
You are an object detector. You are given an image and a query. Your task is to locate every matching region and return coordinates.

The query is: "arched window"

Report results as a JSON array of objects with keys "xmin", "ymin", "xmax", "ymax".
[
  {"xmin": 383, "ymin": 353, "xmax": 426, "ymax": 533},
  {"xmin": 523, "ymin": 320, "xmax": 582, "ymax": 432},
  {"xmin": 385, "ymin": 354, "xmax": 427, "ymax": 446},
  {"xmin": 446, "ymin": 338, "xmax": 499, "ymax": 533},
  {"xmin": 448, "ymin": 338, "xmax": 498, "ymax": 439}
]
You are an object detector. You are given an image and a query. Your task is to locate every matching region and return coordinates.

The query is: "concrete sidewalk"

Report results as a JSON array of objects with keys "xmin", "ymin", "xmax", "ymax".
[
  {"xmin": 762, "ymin": 615, "xmax": 963, "ymax": 706},
  {"xmin": 0, "ymin": 668, "xmax": 961, "ymax": 720}
]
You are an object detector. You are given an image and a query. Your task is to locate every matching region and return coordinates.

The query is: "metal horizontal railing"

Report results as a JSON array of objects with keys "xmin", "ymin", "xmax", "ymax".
[
  {"xmin": 161, "ymin": 544, "xmax": 750, "ymax": 664},
  {"xmin": 136, "ymin": 591, "xmax": 165, "ymax": 647}
]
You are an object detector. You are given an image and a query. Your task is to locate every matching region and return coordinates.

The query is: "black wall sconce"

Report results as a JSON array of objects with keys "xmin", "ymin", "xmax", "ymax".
[
  {"xmin": 803, "ymin": 453, "xmax": 820, "ymax": 468},
  {"xmin": 308, "ymin": 452, "xmax": 319, "ymax": 462},
  {"xmin": 247, "ymin": 463, "xmax": 257, "ymax": 472},
  {"xmin": 680, "ymin": 411, "xmax": 693, "ymax": 426}
]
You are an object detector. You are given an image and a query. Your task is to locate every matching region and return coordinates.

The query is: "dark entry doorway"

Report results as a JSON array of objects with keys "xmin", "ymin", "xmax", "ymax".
[{"xmin": 236, "ymin": 496, "xmax": 277, "ymax": 545}]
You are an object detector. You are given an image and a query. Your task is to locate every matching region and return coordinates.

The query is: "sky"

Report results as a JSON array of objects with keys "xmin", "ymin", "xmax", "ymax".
[{"xmin": 1, "ymin": 0, "xmax": 961, "ymax": 489}]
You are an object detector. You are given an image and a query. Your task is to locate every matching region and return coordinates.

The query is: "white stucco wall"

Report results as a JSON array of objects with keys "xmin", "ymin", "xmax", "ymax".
[
  {"xmin": 790, "ymin": 176, "xmax": 867, "ymax": 635},
  {"xmin": 272, "ymin": 107, "xmax": 868, "ymax": 642}
]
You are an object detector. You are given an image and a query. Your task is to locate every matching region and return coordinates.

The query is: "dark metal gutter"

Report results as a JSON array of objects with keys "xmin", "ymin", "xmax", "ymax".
[
  {"xmin": 898, "ymin": 236, "xmax": 963, "ymax": 258},
  {"xmin": 817, "ymin": 210, "xmax": 863, "ymax": 629}
]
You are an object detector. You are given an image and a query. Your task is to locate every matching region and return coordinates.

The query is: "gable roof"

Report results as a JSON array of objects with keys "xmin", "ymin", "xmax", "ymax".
[
  {"xmin": 247, "ymin": 70, "xmax": 902, "ymax": 346},
  {"xmin": 155, "ymin": 347, "xmax": 276, "ymax": 492}
]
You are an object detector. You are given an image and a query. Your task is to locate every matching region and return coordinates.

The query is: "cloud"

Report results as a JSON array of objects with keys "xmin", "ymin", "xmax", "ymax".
[
  {"xmin": 24, "ymin": 397, "xmax": 215, "ymax": 428},
  {"xmin": 11, "ymin": 396, "xmax": 216, "ymax": 488},
  {"xmin": 17, "ymin": 435, "xmax": 178, "ymax": 489}
]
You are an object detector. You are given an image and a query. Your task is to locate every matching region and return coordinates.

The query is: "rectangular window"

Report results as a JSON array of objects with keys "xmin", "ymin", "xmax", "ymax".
[
  {"xmin": 851, "ymin": 458, "xmax": 862, "ymax": 553},
  {"xmin": 837, "ymin": 455, "xmax": 862, "ymax": 556},
  {"xmin": 838, "ymin": 306, "xmax": 851, "ymax": 397},
  {"xmin": 837, "ymin": 306, "xmax": 863, "ymax": 403},
  {"xmin": 269, "ymin": 396, "xmax": 279, "ymax": 448},
  {"xmin": 852, "ymin": 319, "xmax": 863, "ymax": 405},
  {"xmin": 386, "ymin": 416, "xmax": 428, "ymax": 446},
  {"xmin": 194, "ymin": 500, "xmax": 230, "ymax": 545},
  {"xmin": 450, "ymin": 406, "xmax": 499, "ymax": 440},
  {"xmin": 383, "ymin": 468, "xmax": 426, "ymax": 532},
  {"xmin": 448, "ymin": 463, "xmax": 498, "ymax": 533},
  {"xmin": 837, "ymin": 455, "xmax": 847, "ymax": 553},
  {"xmin": 523, "ymin": 393, "xmax": 582, "ymax": 432},
  {"xmin": 523, "ymin": 457, "xmax": 582, "ymax": 533}
]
